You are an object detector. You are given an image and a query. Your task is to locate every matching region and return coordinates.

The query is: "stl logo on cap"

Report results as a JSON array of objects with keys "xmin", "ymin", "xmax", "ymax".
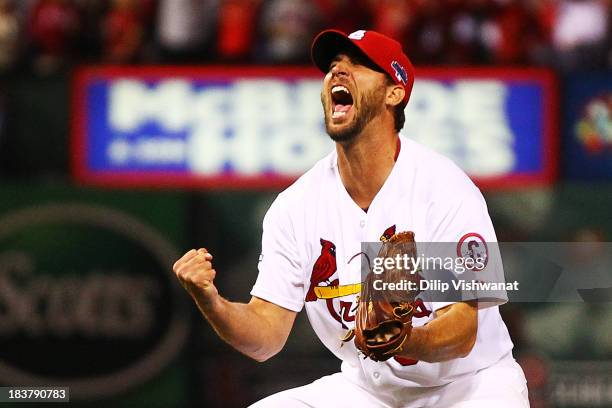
[
  {"xmin": 391, "ymin": 61, "xmax": 408, "ymax": 85},
  {"xmin": 348, "ymin": 30, "xmax": 366, "ymax": 40}
]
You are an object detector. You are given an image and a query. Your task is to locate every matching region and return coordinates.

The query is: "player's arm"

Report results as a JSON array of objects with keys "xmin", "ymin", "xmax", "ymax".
[
  {"xmin": 173, "ymin": 248, "xmax": 297, "ymax": 362},
  {"xmin": 399, "ymin": 301, "xmax": 478, "ymax": 363}
]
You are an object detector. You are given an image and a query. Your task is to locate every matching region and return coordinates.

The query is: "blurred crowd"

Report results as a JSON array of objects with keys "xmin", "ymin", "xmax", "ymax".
[{"xmin": 0, "ymin": 0, "xmax": 610, "ymax": 74}]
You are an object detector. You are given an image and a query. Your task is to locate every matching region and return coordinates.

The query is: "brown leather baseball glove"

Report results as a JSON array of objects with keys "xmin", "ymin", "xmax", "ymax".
[{"xmin": 343, "ymin": 231, "xmax": 420, "ymax": 362}]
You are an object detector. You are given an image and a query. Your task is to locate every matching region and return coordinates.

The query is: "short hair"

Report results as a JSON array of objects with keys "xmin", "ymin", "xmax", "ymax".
[{"xmin": 385, "ymin": 75, "xmax": 406, "ymax": 132}]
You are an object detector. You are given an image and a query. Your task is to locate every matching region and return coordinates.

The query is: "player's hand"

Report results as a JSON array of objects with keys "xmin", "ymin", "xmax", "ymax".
[{"xmin": 173, "ymin": 248, "xmax": 218, "ymax": 304}]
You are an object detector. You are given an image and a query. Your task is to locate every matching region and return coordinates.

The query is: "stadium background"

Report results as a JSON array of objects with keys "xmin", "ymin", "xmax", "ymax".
[{"xmin": 0, "ymin": 0, "xmax": 611, "ymax": 407}]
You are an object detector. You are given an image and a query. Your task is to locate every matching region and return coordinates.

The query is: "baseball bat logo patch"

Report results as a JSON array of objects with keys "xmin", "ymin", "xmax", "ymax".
[{"xmin": 457, "ymin": 232, "xmax": 488, "ymax": 271}]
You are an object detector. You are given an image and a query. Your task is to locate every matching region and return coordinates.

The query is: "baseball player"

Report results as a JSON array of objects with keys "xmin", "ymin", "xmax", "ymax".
[{"xmin": 174, "ymin": 29, "xmax": 529, "ymax": 407}]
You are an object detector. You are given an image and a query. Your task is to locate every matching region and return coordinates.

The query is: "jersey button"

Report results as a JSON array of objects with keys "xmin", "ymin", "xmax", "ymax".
[
  {"xmin": 373, "ymin": 371, "xmax": 380, "ymax": 379},
  {"xmin": 359, "ymin": 220, "xmax": 366, "ymax": 228}
]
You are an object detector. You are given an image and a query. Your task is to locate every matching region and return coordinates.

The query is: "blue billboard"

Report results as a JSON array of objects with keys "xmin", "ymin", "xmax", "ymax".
[
  {"xmin": 563, "ymin": 73, "xmax": 612, "ymax": 180},
  {"xmin": 72, "ymin": 66, "xmax": 557, "ymax": 189}
]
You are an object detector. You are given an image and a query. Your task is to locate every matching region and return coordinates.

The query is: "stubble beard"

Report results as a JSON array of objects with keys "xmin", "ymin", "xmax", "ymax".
[{"xmin": 322, "ymin": 87, "xmax": 386, "ymax": 143}]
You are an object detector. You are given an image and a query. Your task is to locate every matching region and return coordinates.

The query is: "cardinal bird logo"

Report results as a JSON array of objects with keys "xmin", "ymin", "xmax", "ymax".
[
  {"xmin": 380, "ymin": 225, "xmax": 396, "ymax": 242},
  {"xmin": 305, "ymin": 238, "xmax": 337, "ymax": 302}
]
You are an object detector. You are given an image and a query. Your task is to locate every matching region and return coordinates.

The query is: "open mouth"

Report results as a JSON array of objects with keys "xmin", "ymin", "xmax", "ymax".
[{"xmin": 331, "ymin": 85, "xmax": 354, "ymax": 119}]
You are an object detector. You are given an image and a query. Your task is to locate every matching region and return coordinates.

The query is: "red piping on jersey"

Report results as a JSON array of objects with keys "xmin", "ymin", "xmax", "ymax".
[{"xmin": 394, "ymin": 136, "xmax": 401, "ymax": 162}]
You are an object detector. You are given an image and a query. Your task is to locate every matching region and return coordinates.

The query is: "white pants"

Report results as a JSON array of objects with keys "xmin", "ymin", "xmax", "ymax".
[{"xmin": 250, "ymin": 356, "xmax": 529, "ymax": 408}]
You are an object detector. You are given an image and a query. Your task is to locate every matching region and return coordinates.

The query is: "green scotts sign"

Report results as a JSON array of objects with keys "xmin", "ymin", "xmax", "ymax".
[{"xmin": 0, "ymin": 204, "xmax": 187, "ymax": 399}]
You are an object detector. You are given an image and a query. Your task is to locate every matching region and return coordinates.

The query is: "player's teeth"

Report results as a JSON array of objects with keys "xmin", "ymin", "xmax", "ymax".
[
  {"xmin": 332, "ymin": 111, "xmax": 346, "ymax": 118},
  {"xmin": 332, "ymin": 85, "xmax": 349, "ymax": 94}
]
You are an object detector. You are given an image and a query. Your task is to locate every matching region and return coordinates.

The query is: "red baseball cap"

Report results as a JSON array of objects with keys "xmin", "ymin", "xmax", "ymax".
[{"xmin": 311, "ymin": 29, "xmax": 415, "ymax": 106}]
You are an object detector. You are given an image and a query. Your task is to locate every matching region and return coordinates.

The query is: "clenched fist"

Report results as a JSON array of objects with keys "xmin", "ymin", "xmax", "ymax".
[{"xmin": 173, "ymin": 248, "xmax": 218, "ymax": 304}]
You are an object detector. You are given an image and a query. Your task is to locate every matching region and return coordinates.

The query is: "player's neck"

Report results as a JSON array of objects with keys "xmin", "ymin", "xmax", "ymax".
[{"xmin": 336, "ymin": 124, "xmax": 399, "ymax": 211}]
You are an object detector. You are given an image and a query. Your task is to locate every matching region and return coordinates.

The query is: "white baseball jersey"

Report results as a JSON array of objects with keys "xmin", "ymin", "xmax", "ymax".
[{"xmin": 251, "ymin": 135, "xmax": 514, "ymax": 392}]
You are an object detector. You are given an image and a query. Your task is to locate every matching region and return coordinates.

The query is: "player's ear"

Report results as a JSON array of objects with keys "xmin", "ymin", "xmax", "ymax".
[{"xmin": 386, "ymin": 84, "xmax": 405, "ymax": 108}]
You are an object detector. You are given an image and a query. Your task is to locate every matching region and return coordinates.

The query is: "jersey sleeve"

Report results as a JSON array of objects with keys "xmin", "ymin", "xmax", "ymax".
[
  {"xmin": 250, "ymin": 194, "xmax": 305, "ymax": 312},
  {"xmin": 424, "ymin": 173, "xmax": 507, "ymax": 311}
]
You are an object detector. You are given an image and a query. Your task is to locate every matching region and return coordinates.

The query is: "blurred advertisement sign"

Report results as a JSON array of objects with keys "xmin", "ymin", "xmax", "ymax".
[
  {"xmin": 553, "ymin": 361, "xmax": 612, "ymax": 407},
  {"xmin": 563, "ymin": 73, "xmax": 612, "ymax": 180},
  {"xmin": 0, "ymin": 193, "xmax": 188, "ymax": 402},
  {"xmin": 72, "ymin": 67, "xmax": 556, "ymax": 189}
]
